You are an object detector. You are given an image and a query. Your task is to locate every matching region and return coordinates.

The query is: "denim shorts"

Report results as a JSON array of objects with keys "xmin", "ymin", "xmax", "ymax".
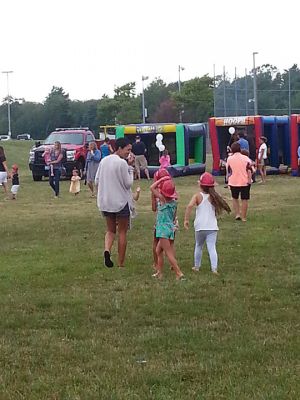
[{"xmin": 102, "ymin": 203, "xmax": 130, "ymax": 218}]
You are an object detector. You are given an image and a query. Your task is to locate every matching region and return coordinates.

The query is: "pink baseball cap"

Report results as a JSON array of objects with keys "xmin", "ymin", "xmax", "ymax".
[
  {"xmin": 199, "ymin": 172, "xmax": 216, "ymax": 187},
  {"xmin": 160, "ymin": 179, "xmax": 177, "ymax": 199}
]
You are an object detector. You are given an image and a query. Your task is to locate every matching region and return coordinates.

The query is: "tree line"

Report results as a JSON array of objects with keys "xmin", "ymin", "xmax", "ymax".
[{"xmin": 1, "ymin": 64, "xmax": 300, "ymax": 139}]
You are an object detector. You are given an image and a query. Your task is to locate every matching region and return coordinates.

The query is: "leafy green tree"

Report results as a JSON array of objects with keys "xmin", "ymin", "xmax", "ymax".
[
  {"xmin": 114, "ymin": 83, "xmax": 142, "ymax": 124},
  {"xmin": 11, "ymin": 101, "xmax": 46, "ymax": 139},
  {"xmin": 173, "ymin": 76, "xmax": 214, "ymax": 122},
  {"xmin": 97, "ymin": 95, "xmax": 119, "ymax": 125},
  {"xmin": 144, "ymin": 78, "xmax": 170, "ymax": 122},
  {"xmin": 44, "ymin": 86, "xmax": 71, "ymax": 133}
]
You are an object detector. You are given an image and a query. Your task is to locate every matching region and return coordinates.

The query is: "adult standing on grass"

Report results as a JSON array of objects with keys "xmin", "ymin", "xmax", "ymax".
[
  {"xmin": 100, "ymin": 137, "xmax": 114, "ymax": 159},
  {"xmin": 132, "ymin": 135, "xmax": 150, "ymax": 180},
  {"xmin": 95, "ymin": 137, "xmax": 134, "ymax": 268},
  {"xmin": 226, "ymin": 142, "xmax": 252, "ymax": 222},
  {"xmin": 49, "ymin": 141, "xmax": 64, "ymax": 198},
  {"xmin": 257, "ymin": 136, "xmax": 268, "ymax": 184},
  {"xmin": 84, "ymin": 142, "xmax": 101, "ymax": 197},
  {"xmin": 0, "ymin": 146, "xmax": 10, "ymax": 197}
]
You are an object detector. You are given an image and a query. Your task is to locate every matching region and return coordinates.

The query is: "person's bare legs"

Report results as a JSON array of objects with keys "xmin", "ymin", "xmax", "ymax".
[
  {"xmin": 117, "ymin": 217, "xmax": 129, "ymax": 267},
  {"xmin": 259, "ymin": 165, "xmax": 266, "ymax": 183},
  {"xmin": 152, "ymin": 236, "xmax": 159, "ymax": 270},
  {"xmin": 262, "ymin": 166, "xmax": 267, "ymax": 183},
  {"xmin": 135, "ymin": 158, "xmax": 141, "ymax": 180},
  {"xmin": 155, "ymin": 242, "xmax": 164, "ymax": 278},
  {"xmin": 241, "ymin": 200, "xmax": 248, "ymax": 221},
  {"xmin": 158, "ymin": 238, "xmax": 184, "ymax": 279},
  {"xmin": 232, "ymin": 198, "xmax": 241, "ymax": 219},
  {"xmin": 2, "ymin": 182, "xmax": 8, "ymax": 195},
  {"xmin": 104, "ymin": 216, "xmax": 116, "ymax": 267},
  {"xmin": 136, "ymin": 166, "xmax": 141, "ymax": 180},
  {"xmin": 144, "ymin": 167, "xmax": 150, "ymax": 180},
  {"xmin": 87, "ymin": 181, "xmax": 95, "ymax": 196}
]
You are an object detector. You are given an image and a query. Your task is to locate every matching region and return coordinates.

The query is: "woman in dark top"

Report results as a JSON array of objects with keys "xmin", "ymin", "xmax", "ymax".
[
  {"xmin": 49, "ymin": 141, "xmax": 64, "ymax": 198},
  {"xmin": 0, "ymin": 146, "xmax": 10, "ymax": 196}
]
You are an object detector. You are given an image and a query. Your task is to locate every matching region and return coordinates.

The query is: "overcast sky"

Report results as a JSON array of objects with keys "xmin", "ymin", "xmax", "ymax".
[{"xmin": 0, "ymin": 0, "xmax": 298, "ymax": 103}]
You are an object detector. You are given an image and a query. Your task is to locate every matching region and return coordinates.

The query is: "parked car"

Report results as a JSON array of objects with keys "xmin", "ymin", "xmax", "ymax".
[
  {"xmin": 17, "ymin": 134, "xmax": 31, "ymax": 140},
  {"xmin": 0, "ymin": 135, "xmax": 11, "ymax": 141},
  {"xmin": 29, "ymin": 127, "xmax": 100, "ymax": 181}
]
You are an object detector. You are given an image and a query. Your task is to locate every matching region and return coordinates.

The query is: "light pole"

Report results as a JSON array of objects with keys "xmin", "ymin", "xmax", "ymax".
[
  {"xmin": 141, "ymin": 75, "xmax": 148, "ymax": 124},
  {"xmin": 2, "ymin": 70, "xmax": 13, "ymax": 137},
  {"xmin": 178, "ymin": 65, "xmax": 185, "ymax": 122},
  {"xmin": 252, "ymin": 52, "xmax": 258, "ymax": 115}
]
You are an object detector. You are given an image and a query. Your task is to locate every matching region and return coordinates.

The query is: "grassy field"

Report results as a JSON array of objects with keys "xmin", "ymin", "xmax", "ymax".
[{"xmin": 1, "ymin": 141, "xmax": 300, "ymax": 399}]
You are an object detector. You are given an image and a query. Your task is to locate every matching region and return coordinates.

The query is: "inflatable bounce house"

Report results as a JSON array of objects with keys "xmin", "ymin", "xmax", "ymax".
[
  {"xmin": 289, "ymin": 115, "xmax": 300, "ymax": 176},
  {"xmin": 209, "ymin": 116, "xmax": 290, "ymax": 175},
  {"xmin": 116, "ymin": 123, "xmax": 206, "ymax": 177}
]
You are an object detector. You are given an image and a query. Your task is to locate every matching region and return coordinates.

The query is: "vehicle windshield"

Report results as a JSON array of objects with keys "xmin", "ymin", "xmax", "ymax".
[{"xmin": 44, "ymin": 133, "xmax": 84, "ymax": 145}]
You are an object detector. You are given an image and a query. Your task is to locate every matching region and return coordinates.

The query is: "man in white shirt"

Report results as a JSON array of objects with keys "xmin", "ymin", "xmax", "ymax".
[
  {"xmin": 95, "ymin": 137, "xmax": 134, "ymax": 268},
  {"xmin": 257, "ymin": 136, "xmax": 268, "ymax": 184}
]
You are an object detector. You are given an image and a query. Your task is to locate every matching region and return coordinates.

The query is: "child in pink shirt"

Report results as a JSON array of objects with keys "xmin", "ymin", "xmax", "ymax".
[
  {"xmin": 42, "ymin": 147, "xmax": 54, "ymax": 177},
  {"xmin": 159, "ymin": 149, "xmax": 171, "ymax": 169}
]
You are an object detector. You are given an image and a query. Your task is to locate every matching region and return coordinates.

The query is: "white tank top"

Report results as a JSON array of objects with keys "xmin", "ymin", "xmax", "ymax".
[{"xmin": 194, "ymin": 193, "xmax": 219, "ymax": 231}]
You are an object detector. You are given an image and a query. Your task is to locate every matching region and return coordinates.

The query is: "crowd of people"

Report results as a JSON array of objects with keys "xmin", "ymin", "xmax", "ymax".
[
  {"xmin": 95, "ymin": 137, "xmax": 234, "ymax": 279},
  {"xmin": 2, "ymin": 135, "xmax": 300, "ymax": 280}
]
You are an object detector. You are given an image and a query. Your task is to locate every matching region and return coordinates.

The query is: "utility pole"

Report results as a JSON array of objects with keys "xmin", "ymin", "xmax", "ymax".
[
  {"xmin": 2, "ymin": 70, "xmax": 13, "ymax": 137},
  {"xmin": 141, "ymin": 75, "xmax": 148, "ymax": 124},
  {"xmin": 178, "ymin": 65, "xmax": 185, "ymax": 122},
  {"xmin": 252, "ymin": 52, "xmax": 258, "ymax": 115}
]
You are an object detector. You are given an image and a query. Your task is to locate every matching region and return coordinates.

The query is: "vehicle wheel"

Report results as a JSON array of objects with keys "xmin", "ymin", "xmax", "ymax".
[{"xmin": 32, "ymin": 174, "xmax": 43, "ymax": 181}]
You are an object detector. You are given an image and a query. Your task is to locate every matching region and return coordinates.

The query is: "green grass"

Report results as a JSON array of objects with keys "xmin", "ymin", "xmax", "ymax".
[{"xmin": 1, "ymin": 141, "xmax": 300, "ymax": 399}]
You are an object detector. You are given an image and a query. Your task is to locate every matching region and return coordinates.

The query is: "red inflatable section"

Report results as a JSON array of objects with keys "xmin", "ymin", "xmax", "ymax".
[{"xmin": 209, "ymin": 118, "xmax": 220, "ymax": 173}]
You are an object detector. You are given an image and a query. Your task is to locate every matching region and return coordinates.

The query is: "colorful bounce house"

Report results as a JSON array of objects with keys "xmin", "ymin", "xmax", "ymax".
[
  {"xmin": 209, "ymin": 116, "xmax": 291, "ymax": 175},
  {"xmin": 116, "ymin": 123, "xmax": 207, "ymax": 177}
]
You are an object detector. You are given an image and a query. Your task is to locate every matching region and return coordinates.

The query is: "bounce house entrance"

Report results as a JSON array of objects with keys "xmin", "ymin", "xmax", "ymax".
[
  {"xmin": 217, "ymin": 126, "xmax": 231, "ymax": 160},
  {"xmin": 263, "ymin": 124, "xmax": 273, "ymax": 164},
  {"xmin": 244, "ymin": 126, "xmax": 256, "ymax": 160},
  {"xmin": 189, "ymin": 136, "xmax": 204, "ymax": 163},
  {"xmin": 142, "ymin": 133, "xmax": 177, "ymax": 165},
  {"xmin": 277, "ymin": 125, "xmax": 290, "ymax": 166}
]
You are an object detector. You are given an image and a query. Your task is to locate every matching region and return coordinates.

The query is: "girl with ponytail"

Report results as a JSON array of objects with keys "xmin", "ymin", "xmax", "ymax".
[{"xmin": 184, "ymin": 173, "xmax": 230, "ymax": 274}]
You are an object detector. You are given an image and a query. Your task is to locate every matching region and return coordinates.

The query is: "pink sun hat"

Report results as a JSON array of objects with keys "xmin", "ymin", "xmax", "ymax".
[
  {"xmin": 199, "ymin": 172, "xmax": 217, "ymax": 187},
  {"xmin": 160, "ymin": 179, "xmax": 178, "ymax": 199}
]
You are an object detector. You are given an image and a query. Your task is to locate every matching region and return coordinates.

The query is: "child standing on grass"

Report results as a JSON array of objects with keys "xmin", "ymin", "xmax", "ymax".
[
  {"xmin": 151, "ymin": 169, "xmax": 171, "ymax": 271},
  {"xmin": 184, "ymin": 172, "xmax": 231, "ymax": 275},
  {"xmin": 10, "ymin": 164, "xmax": 20, "ymax": 200},
  {"xmin": 69, "ymin": 169, "xmax": 81, "ymax": 196},
  {"xmin": 150, "ymin": 175, "xmax": 185, "ymax": 281}
]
